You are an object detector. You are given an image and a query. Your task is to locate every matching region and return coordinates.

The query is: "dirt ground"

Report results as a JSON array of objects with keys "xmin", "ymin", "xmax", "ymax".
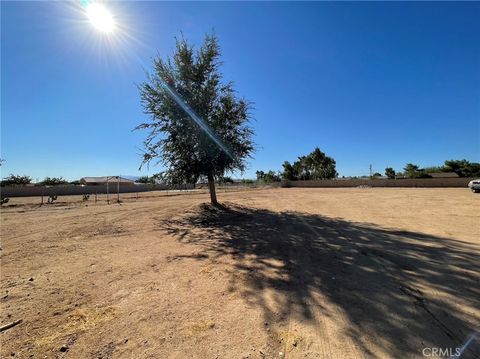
[{"xmin": 1, "ymin": 188, "xmax": 479, "ymax": 359}]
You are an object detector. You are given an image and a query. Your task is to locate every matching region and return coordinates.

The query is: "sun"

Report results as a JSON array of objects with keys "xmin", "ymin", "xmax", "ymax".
[{"xmin": 86, "ymin": 3, "xmax": 115, "ymax": 33}]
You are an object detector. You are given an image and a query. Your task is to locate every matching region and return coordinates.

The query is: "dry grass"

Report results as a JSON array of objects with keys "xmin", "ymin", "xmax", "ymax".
[{"xmin": 1, "ymin": 188, "xmax": 479, "ymax": 358}]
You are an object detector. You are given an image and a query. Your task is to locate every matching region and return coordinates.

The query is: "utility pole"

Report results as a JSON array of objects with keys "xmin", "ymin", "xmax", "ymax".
[
  {"xmin": 369, "ymin": 164, "xmax": 372, "ymax": 178},
  {"xmin": 117, "ymin": 175, "xmax": 120, "ymax": 203}
]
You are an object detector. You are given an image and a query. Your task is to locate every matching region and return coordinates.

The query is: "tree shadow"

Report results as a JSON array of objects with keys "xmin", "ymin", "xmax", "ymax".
[{"xmin": 162, "ymin": 203, "xmax": 480, "ymax": 358}]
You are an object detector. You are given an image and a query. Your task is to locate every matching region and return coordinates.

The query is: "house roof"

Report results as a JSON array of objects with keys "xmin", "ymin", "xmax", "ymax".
[
  {"xmin": 80, "ymin": 176, "xmax": 135, "ymax": 183},
  {"xmin": 427, "ymin": 172, "xmax": 459, "ymax": 178}
]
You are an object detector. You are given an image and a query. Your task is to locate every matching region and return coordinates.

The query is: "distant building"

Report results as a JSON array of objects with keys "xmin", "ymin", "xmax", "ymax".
[
  {"xmin": 427, "ymin": 172, "xmax": 459, "ymax": 178},
  {"xmin": 79, "ymin": 176, "xmax": 135, "ymax": 185}
]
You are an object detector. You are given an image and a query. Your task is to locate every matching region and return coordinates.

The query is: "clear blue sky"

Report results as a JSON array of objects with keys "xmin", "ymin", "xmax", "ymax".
[{"xmin": 2, "ymin": 1, "xmax": 479, "ymax": 181}]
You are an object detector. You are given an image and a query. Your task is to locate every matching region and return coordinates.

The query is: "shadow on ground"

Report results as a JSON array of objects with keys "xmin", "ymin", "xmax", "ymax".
[{"xmin": 162, "ymin": 203, "xmax": 479, "ymax": 358}]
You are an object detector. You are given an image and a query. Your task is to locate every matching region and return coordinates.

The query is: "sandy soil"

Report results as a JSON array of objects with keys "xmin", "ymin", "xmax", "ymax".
[{"xmin": 1, "ymin": 188, "xmax": 479, "ymax": 358}]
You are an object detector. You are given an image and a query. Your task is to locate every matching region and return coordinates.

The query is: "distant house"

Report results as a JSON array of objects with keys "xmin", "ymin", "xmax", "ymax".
[
  {"xmin": 79, "ymin": 176, "xmax": 136, "ymax": 186},
  {"xmin": 427, "ymin": 172, "xmax": 459, "ymax": 178}
]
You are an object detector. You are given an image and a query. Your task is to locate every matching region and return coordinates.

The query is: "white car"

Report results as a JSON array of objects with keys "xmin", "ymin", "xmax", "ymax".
[{"xmin": 468, "ymin": 179, "xmax": 480, "ymax": 193}]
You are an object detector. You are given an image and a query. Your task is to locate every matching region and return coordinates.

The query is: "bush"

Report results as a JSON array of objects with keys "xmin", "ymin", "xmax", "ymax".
[{"xmin": 47, "ymin": 195, "xmax": 58, "ymax": 204}]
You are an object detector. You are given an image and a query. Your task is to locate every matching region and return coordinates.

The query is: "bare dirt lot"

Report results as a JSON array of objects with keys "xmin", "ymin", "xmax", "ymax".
[{"xmin": 1, "ymin": 188, "xmax": 479, "ymax": 358}]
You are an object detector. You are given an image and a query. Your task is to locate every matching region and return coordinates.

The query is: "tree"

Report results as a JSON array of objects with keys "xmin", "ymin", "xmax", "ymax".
[
  {"xmin": 255, "ymin": 171, "xmax": 265, "ymax": 181},
  {"xmin": 136, "ymin": 175, "xmax": 156, "ymax": 184},
  {"xmin": 303, "ymin": 148, "xmax": 337, "ymax": 180},
  {"xmin": 136, "ymin": 33, "xmax": 254, "ymax": 205},
  {"xmin": 0, "ymin": 174, "xmax": 32, "ymax": 186},
  {"xmin": 256, "ymin": 170, "xmax": 281, "ymax": 183},
  {"xmin": 282, "ymin": 161, "xmax": 297, "ymax": 180},
  {"xmin": 282, "ymin": 148, "xmax": 337, "ymax": 180},
  {"xmin": 385, "ymin": 167, "xmax": 396, "ymax": 179},
  {"xmin": 372, "ymin": 172, "xmax": 382, "ymax": 178},
  {"xmin": 444, "ymin": 159, "xmax": 480, "ymax": 178},
  {"xmin": 37, "ymin": 177, "xmax": 68, "ymax": 186},
  {"xmin": 403, "ymin": 163, "xmax": 430, "ymax": 179}
]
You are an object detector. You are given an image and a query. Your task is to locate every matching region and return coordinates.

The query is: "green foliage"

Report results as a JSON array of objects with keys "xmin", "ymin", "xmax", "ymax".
[
  {"xmin": 281, "ymin": 161, "xmax": 297, "ymax": 181},
  {"xmin": 385, "ymin": 167, "xmax": 396, "ymax": 179},
  {"xmin": 403, "ymin": 163, "xmax": 431, "ymax": 179},
  {"xmin": 37, "ymin": 177, "xmax": 68, "ymax": 186},
  {"xmin": 372, "ymin": 172, "xmax": 382, "ymax": 178},
  {"xmin": 136, "ymin": 33, "xmax": 255, "ymax": 203},
  {"xmin": 83, "ymin": 194, "xmax": 90, "ymax": 201},
  {"xmin": 241, "ymin": 179, "xmax": 255, "ymax": 184},
  {"xmin": 256, "ymin": 170, "xmax": 281, "ymax": 183},
  {"xmin": 136, "ymin": 175, "xmax": 156, "ymax": 184},
  {"xmin": 282, "ymin": 148, "xmax": 337, "ymax": 180},
  {"xmin": 422, "ymin": 166, "xmax": 444, "ymax": 174},
  {"xmin": 1, "ymin": 174, "xmax": 32, "ymax": 186},
  {"xmin": 444, "ymin": 159, "xmax": 480, "ymax": 178}
]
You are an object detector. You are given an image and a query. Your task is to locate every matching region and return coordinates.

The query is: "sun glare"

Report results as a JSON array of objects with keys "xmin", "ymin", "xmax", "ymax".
[{"xmin": 86, "ymin": 3, "xmax": 115, "ymax": 33}]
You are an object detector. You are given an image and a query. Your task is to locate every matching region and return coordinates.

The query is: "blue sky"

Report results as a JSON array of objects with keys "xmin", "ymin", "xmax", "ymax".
[{"xmin": 1, "ymin": 1, "xmax": 479, "ymax": 181}]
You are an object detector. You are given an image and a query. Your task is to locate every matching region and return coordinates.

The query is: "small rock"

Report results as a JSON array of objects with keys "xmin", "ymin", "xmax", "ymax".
[
  {"xmin": 292, "ymin": 339, "xmax": 298, "ymax": 347},
  {"xmin": 60, "ymin": 345, "xmax": 68, "ymax": 352},
  {"xmin": 28, "ymin": 278, "xmax": 34, "ymax": 282},
  {"xmin": 279, "ymin": 352, "xmax": 284, "ymax": 358}
]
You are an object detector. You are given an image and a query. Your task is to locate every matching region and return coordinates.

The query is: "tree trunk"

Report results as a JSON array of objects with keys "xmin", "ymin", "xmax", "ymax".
[{"xmin": 207, "ymin": 173, "xmax": 218, "ymax": 205}]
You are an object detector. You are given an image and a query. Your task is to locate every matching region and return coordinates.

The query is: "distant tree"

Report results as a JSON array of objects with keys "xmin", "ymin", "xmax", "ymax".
[
  {"xmin": 281, "ymin": 148, "xmax": 337, "ymax": 181},
  {"xmin": 281, "ymin": 161, "xmax": 297, "ymax": 180},
  {"xmin": 302, "ymin": 148, "xmax": 337, "ymax": 179},
  {"xmin": 403, "ymin": 163, "xmax": 431, "ymax": 179},
  {"xmin": 423, "ymin": 166, "xmax": 444, "ymax": 174},
  {"xmin": 136, "ymin": 176, "xmax": 156, "ymax": 184},
  {"xmin": 37, "ymin": 177, "xmax": 68, "ymax": 186},
  {"xmin": 444, "ymin": 159, "xmax": 480, "ymax": 178},
  {"xmin": 372, "ymin": 172, "xmax": 382, "ymax": 178},
  {"xmin": 255, "ymin": 171, "xmax": 265, "ymax": 181},
  {"xmin": 385, "ymin": 167, "xmax": 396, "ymax": 179},
  {"xmin": 136, "ymin": 33, "xmax": 255, "ymax": 205},
  {"xmin": 257, "ymin": 170, "xmax": 281, "ymax": 183},
  {"xmin": 1, "ymin": 174, "xmax": 32, "ymax": 186}
]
